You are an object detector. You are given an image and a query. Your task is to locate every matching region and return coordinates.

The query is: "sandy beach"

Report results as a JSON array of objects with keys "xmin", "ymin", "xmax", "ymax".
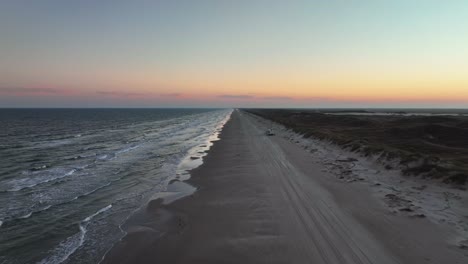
[{"xmin": 102, "ymin": 110, "xmax": 468, "ymax": 264}]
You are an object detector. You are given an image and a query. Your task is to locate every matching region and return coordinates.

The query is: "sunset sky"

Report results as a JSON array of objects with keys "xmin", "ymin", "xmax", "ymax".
[{"xmin": 1, "ymin": 0, "xmax": 467, "ymax": 108}]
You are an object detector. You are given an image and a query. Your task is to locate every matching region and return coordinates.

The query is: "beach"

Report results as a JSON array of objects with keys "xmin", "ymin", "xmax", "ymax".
[{"xmin": 103, "ymin": 110, "xmax": 468, "ymax": 264}]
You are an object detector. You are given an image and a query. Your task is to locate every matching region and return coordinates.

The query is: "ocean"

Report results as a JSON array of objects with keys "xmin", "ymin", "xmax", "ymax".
[{"xmin": 0, "ymin": 108, "xmax": 232, "ymax": 263}]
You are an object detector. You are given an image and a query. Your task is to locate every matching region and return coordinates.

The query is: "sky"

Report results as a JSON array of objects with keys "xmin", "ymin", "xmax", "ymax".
[{"xmin": 1, "ymin": 0, "xmax": 467, "ymax": 108}]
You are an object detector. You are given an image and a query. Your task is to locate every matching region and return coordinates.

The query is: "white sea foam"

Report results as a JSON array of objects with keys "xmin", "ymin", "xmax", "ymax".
[
  {"xmin": 97, "ymin": 154, "xmax": 109, "ymax": 160},
  {"xmin": 37, "ymin": 204, "xmax": 112, "ymax": 264},
  {"xmin": 2, "ymin": 109, "xmax": 234, "ymax": 263},
  {"xmin": 84, "ymin": 204, "xmax": 112, "ymax": 222},
  {"xmin": 116, "ymin": 145, "xmax": 140, "ymax": 155},
  {"xmin": 19, "ymin": 212, "xmax": 32, "ymax": 219},
  {"xmin": 2, "ymin": 169, "xmax": 77, "ymax": 192},
  {"xmin": 5, "ymin": 181, "xmax": 116, "ymax": 225}
]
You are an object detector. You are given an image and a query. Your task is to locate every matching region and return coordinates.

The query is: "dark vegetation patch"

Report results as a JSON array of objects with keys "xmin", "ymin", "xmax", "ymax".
[{"xmin": 246, "ymin": 109, "xmax": 468, "ymax": 185}]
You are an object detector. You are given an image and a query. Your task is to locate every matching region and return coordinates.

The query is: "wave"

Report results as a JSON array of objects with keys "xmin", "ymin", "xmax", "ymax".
[
  {"xmin": 31, "ymin": 165, "xmax": 48, "ymax": 171},
  {"xmin": 83, "ymin": 205, "xmax": 112, "ymax": 222},
  {"xmin": 36, "ymin": 139, "xmax": 74, "ymax": 148},
  {"xmin": 80, "ymin": 145, "xmax": 106, "ymax": 151},
  {"xmin": 96, "ymin": 154, "xmax": 112, "ymax": 160},
  {"xmin": 116, "ymin": 145, "xmax": 140, "ymax": 155},
  {"xmin": 94, "ymin": 145, "xmax": 140, "ymax": 161},
  {"xmin": 1, "ymin": 167, "xmax": 124, "ymax": 225},
  {"xmin": 1, "ymin": 178, "xmax": 118, "ymax": 225},
  {"xmin": 1, "ymin": 109, "xmax": 233, "ymax": 262},
  {"xmin": 64, "ymin": 153, "xmax": 96, "ymax": 161},
  {"xmin": 0, "ymin": 205, "xmax": 52, "ymax": 226},
  {"xmin": 19, "ymin": 212, "xmax": 32, "ymax": 219},
  {"xmin": 37, "ymin": 205, "xmax": 112, "ymax": 264},
  {"xmin": 0, "ymin": 169, "xmax": 77, "ymax": 192}
]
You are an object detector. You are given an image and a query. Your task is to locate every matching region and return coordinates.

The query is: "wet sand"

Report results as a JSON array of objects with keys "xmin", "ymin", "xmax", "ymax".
[{"xmin": 103, "ymin": 110, "xmax": 468, "ymax": 264}]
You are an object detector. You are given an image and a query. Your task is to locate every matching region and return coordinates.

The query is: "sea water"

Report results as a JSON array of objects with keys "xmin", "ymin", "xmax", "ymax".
[{"xmin": 0, "ymin": 108, "xmax": 231, "ymax": 263}]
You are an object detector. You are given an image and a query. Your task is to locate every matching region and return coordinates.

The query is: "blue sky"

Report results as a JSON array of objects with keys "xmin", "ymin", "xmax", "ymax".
[{"xmin": 1, "ymin": 0, "xmax": 467, "ymax": 107}]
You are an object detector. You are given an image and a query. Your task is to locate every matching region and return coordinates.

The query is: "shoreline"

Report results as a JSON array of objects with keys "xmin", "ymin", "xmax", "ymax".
[
  {"xmin": 101, "ymin": 110, "xmax": 235, "ymax": 263},
  {"xmin": 102, "ymin": 110, "xmax": 468, "ymax": 263},
  {"xmin": 100, "ymin": 111, "xmax": 233, "ymax": 263},
  {"xmin": 0, "ymin": 109, "xmax": 233, "ymax": 264}
]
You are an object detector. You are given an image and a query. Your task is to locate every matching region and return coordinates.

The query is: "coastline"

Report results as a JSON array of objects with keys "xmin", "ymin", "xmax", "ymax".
[
  {"xmin": 102, "ymin": 110, "xmax": 468, "ymax": 264},
  {"xmin": 101, "ymin": 109, "xmax": 238, "ymax": 263},
  {"xmin": 97, "ymin": 110, "xmax": 231, "ymax": 263},
  {"xmin": 0, "ymin": 109, "xmax": 233, "ymax": 264}
]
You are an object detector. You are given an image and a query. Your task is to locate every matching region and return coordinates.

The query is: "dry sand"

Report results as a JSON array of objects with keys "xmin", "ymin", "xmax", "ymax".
[{"xmin": 102, "ymin": 110, "xmax": 468, "ymax": 264}]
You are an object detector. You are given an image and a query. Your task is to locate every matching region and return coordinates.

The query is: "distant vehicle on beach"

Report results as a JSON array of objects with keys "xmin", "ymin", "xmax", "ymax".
[{"xmin": 266, "ymin": 128, "xmax": 275, "ymax": 136}]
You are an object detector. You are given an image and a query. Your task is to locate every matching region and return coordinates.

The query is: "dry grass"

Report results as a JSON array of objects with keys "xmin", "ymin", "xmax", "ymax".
[{"xmin": 247, "ymin": 109, "xmax": 468, "ymax": 185}]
